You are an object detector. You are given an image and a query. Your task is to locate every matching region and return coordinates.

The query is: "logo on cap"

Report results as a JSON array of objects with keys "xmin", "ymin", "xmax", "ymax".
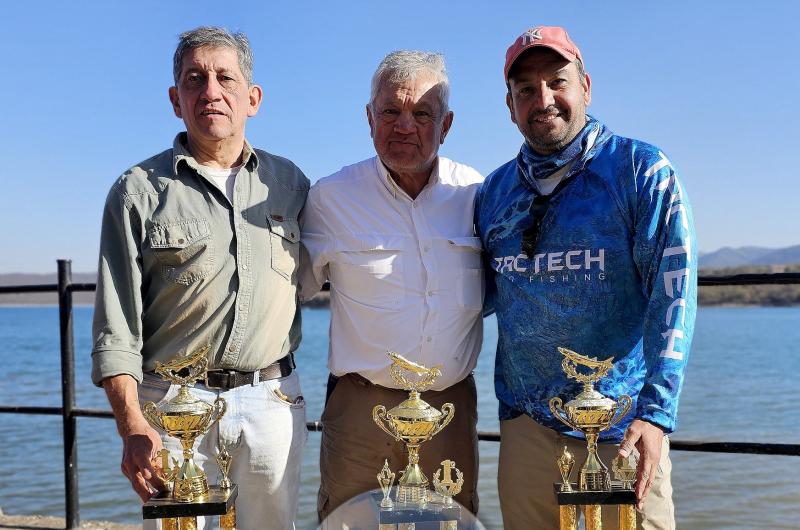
[{"xmin": 522, "ymin": 27, "xmax": 543, "ymax": 45}]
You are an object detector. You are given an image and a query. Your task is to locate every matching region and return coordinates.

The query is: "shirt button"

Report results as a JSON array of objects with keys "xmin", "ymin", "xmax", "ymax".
[
  {"xmin": 228, "ymin": 345, "xmax": 236, "ymax": 352},
  {"xmin": 426, "ymin": 336, "xmax": 432, "ymax": 343},
  {"xmin": 242, "ymin": 264, "xmax": 248, "ymax": 270},
  {"xmin": 427, "ymin": 290, "xmax": 434, "ymax": 296},
  {"xmin": 423, "ymin": 246, "xmax": 430, "ymax": 252}
]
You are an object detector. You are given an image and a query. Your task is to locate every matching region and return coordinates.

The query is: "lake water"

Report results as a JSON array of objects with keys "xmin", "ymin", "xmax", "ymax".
[{"xmin": 0, "ymin": 306, "xmax": 798, "ymax": 529}]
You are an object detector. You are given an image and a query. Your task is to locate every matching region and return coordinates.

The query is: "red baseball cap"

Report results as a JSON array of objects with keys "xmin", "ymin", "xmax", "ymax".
[{"xmin": 504, "ymin": 26, "xmax": 584, "ymax": 80}]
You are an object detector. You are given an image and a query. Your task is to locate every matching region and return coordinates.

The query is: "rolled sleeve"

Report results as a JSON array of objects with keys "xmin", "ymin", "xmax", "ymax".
[
  {"xmin": 91, "ymin": 348, "xmax": 144, "ymax": 385},
  {"xmin": 91, "ymin": 185, "xmax": 145, "ymax": 386}
]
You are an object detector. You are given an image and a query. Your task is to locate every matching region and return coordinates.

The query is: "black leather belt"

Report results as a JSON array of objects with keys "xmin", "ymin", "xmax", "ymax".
[{"xmin": 204, "ymin": 353, "xmax": 295, "ymax": 390}]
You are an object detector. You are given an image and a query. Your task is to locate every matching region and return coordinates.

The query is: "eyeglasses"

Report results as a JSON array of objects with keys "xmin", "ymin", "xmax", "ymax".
[{"xmin": 520, "ymin": 195, "xmax": 551, "ymax": 257}]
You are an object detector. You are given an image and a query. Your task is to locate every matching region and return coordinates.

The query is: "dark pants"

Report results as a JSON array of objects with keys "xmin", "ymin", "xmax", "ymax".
[{"xmin": 317, "ymin": 372, "xmax": 479, "ymax": 522}]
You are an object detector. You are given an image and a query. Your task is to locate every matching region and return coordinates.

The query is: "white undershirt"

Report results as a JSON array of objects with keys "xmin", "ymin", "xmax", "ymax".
[
  {"xmin": 199, "ymin": 164, "xmax": 241, "ymax": 205},
  {"xmin": 535, "ymin": 124, "xmax": 601, "ymax": 195},
  {"xmin": 535, "ymin": 163, "xmax": 571, "ymax": 195}
]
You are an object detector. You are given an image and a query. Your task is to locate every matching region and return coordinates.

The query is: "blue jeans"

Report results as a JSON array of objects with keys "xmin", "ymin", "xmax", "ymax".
[{"xmin": 139, "ymin": 370, "xmax": 308, "ymax": 530}]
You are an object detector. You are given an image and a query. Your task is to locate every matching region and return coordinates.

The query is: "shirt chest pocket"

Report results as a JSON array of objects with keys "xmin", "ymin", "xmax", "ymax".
[
  {"xmin": 332, "ymin": 235, "xmax": 406, "ymax": 309},
  {"xmin": 267, "ymin": 215, "xmax": 300, "ymax": 281},
  {"xmin": 441, "ymin": 236, "xmax": 484, "ymax": 311},
  {"xmin": 148, "ymin": 219, "xmax": 214, "ymax": 285}
]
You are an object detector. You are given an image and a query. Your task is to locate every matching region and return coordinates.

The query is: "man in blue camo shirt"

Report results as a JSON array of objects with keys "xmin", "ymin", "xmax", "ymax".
[{"xmin": 475, "ymin": 26, "xmax": 696, "ymax": 529}]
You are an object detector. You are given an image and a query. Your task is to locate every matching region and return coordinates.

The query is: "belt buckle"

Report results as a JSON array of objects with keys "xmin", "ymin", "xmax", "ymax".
[{"xmin": 204, "ymin": 369, "xmax": 235, "ymax": 390}]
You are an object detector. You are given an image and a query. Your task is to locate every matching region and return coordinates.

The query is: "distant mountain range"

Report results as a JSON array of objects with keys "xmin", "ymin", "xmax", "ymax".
[{"xmin": 698, "ymin": 245, "xmax": 800, "ymax": 269}]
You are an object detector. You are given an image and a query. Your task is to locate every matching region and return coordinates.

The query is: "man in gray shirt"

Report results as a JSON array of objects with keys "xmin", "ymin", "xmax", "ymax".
[{"xmin": 91, "ymin": 27, "xmax": 308, "ymax": 530}]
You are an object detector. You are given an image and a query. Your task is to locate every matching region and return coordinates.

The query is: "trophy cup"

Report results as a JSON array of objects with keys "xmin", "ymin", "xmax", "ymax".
[
  {"xmin": 373, "ymin": 352, "xmax": 455, "ymax": 504},
  {"xmin": 140, "ymin": 346, "xmax": 237, "ymax": 530},
  {"xmin": 548, "ymin": 347, "xmax": 636, "ymax": 530}
]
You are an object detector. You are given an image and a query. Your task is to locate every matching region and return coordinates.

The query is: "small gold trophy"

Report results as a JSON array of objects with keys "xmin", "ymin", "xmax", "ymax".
[
  {"xmin": 141, "ymin": 346, "xmax": 237, "ymax": 530},
  {"xmin": 432, "ymin": 460, "xmax": 463, "ymax": 507},
  {"xmin": 373, "ymin": 352, "xmax": 455, "ymax": 504},
  {"xmin": 377, "ymin": 459, "xmax": 396, "ymax": 509},
  {"xmin": 548, "ymin": 347, "xmax": 636, "ymax": 530}
]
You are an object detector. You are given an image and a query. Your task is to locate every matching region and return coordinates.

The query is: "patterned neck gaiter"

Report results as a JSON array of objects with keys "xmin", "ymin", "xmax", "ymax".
[{"xmin": 516, "ymin": 115, "xmax": 600, "ymax": 184}]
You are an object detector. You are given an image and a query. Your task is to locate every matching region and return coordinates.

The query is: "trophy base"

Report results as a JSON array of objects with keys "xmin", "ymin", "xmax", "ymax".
[
  {"xmin": 372, "ymin": 489, "xmax": 461, "ymax": 524},
  {"xmin": 553, "ymin": 481, "xmax": 635, "ymax": 506},
  {"xmin": 143, "ymin": 485, "xmax": 238, "ymax": 519}
]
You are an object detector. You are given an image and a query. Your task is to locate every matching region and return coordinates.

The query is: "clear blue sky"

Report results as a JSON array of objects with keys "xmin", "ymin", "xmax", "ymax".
[{"xmin": 2, "ymin": 1, "xmax": 798, "ymax": 273}]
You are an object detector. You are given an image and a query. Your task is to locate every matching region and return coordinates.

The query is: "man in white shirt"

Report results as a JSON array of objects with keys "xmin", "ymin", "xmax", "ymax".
[{"xmin": 301, "ymin": 50, "xmax": 484, "ymax": 521}]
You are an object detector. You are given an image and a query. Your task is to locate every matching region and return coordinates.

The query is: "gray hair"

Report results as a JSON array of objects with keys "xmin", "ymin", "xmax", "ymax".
[
  {"xmin": 173, "ymin": 26, "xmax": 254, "ymax": 85},
  {"xmin": 369, "ymin": 50, "xmax": 450, "ymax": 114}
]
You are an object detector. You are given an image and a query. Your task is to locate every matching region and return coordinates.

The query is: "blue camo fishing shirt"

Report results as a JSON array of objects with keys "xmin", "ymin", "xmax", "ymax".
[{"xmin": 475, "ymin": 119, "xmax": 697, "ymax": 442}]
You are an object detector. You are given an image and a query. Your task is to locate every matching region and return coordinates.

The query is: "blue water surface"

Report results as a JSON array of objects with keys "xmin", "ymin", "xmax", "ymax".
[{"xmin": 0, "ymin": 306, "xmax": 798, "ymax": 529}]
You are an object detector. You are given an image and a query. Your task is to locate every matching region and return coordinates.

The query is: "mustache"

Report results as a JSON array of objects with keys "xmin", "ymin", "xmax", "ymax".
[{"xmin": 527, "ymin": 106, "xmax": 564, "ymax": 122}]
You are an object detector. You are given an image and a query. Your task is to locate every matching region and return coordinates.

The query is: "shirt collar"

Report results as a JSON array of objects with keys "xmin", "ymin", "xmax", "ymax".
[
  {"xmin": 375, "ymin": 156, "xmax": 440, "ymax": 201},
  {"xmin": 171, "ymin": 132, "xmax": 259, "ymax": 175}
]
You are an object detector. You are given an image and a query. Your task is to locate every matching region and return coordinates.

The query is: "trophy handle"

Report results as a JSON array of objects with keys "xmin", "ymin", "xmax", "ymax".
[
  {"xmin": 373, "ymin": 405, "xmax": 400, "ymax": 441},
  {"xmin": 609, "ymin": 394, "xmax": 632, "ymax": 428},
  {"xmin": 430, "ymin": 403, "xmax": 455, "ymax": 437},
  {"xmin": 142, "ymin": 401, "xmax": 164, "ymax": 431},
  {"xmin": 548, "ymin": 397, "xmax": 578, "ymax": 431},
  {"xmin": 213, "ymin": 396, "xmax": 227, "ymax": 422}
]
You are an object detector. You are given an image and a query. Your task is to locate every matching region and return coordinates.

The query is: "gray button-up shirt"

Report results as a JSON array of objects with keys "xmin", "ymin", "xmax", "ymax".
[{"xmin": 91, "ymin": 133, "xmax": 309, "ymax": 385}]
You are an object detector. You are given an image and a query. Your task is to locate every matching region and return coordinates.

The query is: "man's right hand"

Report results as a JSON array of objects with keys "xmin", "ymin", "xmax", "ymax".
[
  {"xmin": 121, "ymin": 423, "xmax": 166, "ymax": 502},
  {"xmin": 102, "ymin": 374, "xmax": 167, "ymax": 502}
]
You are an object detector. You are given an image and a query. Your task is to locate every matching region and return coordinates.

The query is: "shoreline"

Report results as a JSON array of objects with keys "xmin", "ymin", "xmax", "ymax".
[{"xmin": 0, "ymin": 510, "xmax": 138, "ymax": 530}]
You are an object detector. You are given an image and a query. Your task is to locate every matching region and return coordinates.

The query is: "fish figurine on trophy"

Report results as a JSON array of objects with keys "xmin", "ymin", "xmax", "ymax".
[
  {"xmin": 373, "ymin": 351, "xmax": 455, "ymax": 504},
  {"xmin": 548, "ymin": 347, "xmax": 632, "ymax": 492},
  {"xmin": 140, "ymin": 346, "xmax": 238, "ymax": 530}
]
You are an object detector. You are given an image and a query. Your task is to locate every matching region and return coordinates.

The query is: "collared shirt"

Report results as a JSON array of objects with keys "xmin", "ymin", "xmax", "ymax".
[
  {"xmin": 300, "ymin": 156, "xmax": 484, "ymax": 391},
  {"xmin": 91, "ymin": 133, "xmax": 309, "ymax": 386}
]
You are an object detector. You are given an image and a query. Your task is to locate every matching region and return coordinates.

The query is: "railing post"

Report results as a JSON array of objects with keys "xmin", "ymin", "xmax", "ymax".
[{"xmin": 58, "ymin": 259, "xmax": 80, "ymax": 529}]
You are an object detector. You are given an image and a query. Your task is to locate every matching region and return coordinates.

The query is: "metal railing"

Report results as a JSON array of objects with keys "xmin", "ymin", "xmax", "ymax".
[{"xmin": 1, "ymin": 259, "xmax": 799, "ymax": 529}]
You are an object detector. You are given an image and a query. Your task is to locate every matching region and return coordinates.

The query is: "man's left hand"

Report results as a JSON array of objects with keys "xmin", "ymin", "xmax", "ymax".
[{"xmin": 617, "ymin": 419, "xmax": 663, "ymax": 510}]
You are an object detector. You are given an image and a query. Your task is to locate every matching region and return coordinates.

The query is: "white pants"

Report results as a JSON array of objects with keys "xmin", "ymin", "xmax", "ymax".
[{"xmin": 139, "ymin": 371, "xmax": 308, "ymax": 530}]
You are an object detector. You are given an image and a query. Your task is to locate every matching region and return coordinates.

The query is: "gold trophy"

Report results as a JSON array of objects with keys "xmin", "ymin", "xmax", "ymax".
[
  {"xmin": 548, "ymin": 347, "xmax": 636, "ymax": 530},
  {"xmin": 373, "ymin": 352, "xmax": 455, "ymax": 504},
  {"xmin": 548, "ymin": 347, "xmax": 632, "ymax": 491},
  {"xmin": 377, "ymin": 459, "xmax": 396, "ymax": 509},
  {"xmin": 141, "ymin": 346, "xmax": 237, "ymax": 530},
  {"xmin": 432, "ymin": 460, "xmax": 463, "ymax": 507}
]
